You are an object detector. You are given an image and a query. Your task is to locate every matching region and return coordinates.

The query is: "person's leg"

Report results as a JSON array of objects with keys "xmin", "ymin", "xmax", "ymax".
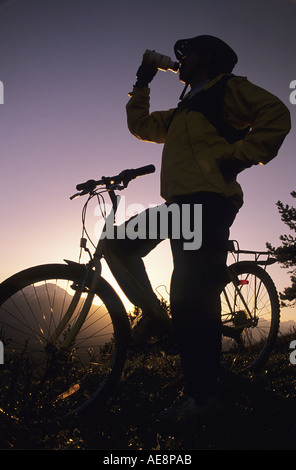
[
  {"xmin": 102, "ymin": 205, "xmax": 165, "ymax": 314},
  {"xmin": 169, "ymin": 193, "xmax": 238, "ymax": 403},
  {"xmin": 103, "ymin": 238, "xmax": 160, "ymax": 309}
]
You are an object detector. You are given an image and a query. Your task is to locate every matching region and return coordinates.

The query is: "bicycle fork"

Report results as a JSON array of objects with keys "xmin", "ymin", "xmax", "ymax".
[
  {"xmin": 48, "ymin": 259, "xmax": 103, "ymax": 349},
  {"xmin": 48, "ymin": 190, "xmax": 119, "ymax": 350}
]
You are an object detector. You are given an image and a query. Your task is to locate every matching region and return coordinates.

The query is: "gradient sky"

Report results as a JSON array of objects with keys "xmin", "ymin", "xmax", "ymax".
[{"xmin": 0, "ymin": 0, "xmax": 295, "ymax": 321}]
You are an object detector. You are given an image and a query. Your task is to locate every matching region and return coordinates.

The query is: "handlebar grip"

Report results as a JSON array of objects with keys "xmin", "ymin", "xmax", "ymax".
[
  {"xmin": 75, "ymin": 164, "xmax": 155, "ymax": 194},
  {"xmin": 126, "ymin": 164, "xmax": 155, "ymax": 179},
  {"xmin": 76, "ymin": 179, "xmax": 97, "ymax": 191}
]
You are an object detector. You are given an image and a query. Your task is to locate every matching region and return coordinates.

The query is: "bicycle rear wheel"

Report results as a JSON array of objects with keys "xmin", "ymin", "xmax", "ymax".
[
  {"xmin": 0, "ymin": 263, "xmax": 130, "ymax": 424},
  {"xmin": 221, "ymin": 261, "xmax": 280, "ymax": 373}
]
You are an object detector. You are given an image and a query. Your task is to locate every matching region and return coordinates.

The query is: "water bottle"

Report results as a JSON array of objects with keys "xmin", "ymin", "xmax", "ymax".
[{"xmin": 142, "ymin": 50, "xmax": 179, "ymax": 73}]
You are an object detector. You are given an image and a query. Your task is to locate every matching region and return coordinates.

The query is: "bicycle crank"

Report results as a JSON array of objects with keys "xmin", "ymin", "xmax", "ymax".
[{"xmin": 233, "ymin": 310, "xmax": 254, "ymax": 329}]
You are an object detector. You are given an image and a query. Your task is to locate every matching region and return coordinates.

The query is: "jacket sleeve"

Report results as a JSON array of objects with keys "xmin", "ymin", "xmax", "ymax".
[
  {"xmin": 225, "ymin": 77, "xmax": 291, "ymax": 167},
  {"xmin": 126, "ymin": 87, "xmax": 175, "ymax": 144}
]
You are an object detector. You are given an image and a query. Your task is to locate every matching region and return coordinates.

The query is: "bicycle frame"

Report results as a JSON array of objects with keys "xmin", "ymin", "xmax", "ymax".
[
  {"xmin": 52, "ymin": 171, "xmax": 278, "ymax": 349},
  {"xmin": 52, "ymin": 185, "xmax": 163, "ymax": 348}
]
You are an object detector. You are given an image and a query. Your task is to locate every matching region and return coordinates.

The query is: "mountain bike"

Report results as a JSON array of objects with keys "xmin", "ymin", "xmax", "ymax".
[{"xmin": 0, "ymin": 164, "xmax": 280, "ymax": 425}]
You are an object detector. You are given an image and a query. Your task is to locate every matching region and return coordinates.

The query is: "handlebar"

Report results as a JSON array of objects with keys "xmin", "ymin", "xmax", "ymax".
[{"xmin": 70, "ymin": 164, "xmax": 155, "ymax": 199}]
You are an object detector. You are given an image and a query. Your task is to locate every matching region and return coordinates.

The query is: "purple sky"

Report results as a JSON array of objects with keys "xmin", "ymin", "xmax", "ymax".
[{"xmin": 0, "ymin": 0, "xmax": 295, "ymax": 320}]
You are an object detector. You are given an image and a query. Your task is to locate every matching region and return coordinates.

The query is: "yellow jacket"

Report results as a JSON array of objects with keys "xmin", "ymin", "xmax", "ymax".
[{"xmin": 126, "ymin": 74, "xmax": 291, "ymax": 209}]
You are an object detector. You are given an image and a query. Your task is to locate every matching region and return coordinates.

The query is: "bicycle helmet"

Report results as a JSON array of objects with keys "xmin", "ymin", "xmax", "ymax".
[{"xmin": 174, "ymin": 35, "xmax": 238, "ymax": 74}]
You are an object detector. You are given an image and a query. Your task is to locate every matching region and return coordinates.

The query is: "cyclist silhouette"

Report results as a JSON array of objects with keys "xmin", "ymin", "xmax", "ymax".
[{"xmin": 104, "ymin": 35, "xmax": 291, "ymax": 422}]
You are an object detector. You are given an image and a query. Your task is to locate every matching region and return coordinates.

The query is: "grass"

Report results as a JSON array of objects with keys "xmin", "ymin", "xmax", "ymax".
[{"xmin": 1, "ymin": 331, "xmax": 296, "ymax": 450}]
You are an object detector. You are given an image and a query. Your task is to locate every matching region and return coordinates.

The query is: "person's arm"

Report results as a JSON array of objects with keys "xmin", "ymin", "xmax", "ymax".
[
  {"xmin": 126, "ymin": 62, "xmax": 175, "ymax": 143},
  {"xmin": 126, "ymin": 87, "xmax": 175, "ymax": 143},
  {"xmin": 220, "ymin": 77, "xmax": 291, "ymax": 180}
]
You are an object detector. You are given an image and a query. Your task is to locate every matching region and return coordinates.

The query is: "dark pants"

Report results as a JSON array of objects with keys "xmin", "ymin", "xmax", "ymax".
[{"xmin": 103, "ymin": 192, "xmax": 238, "ymax": 402}]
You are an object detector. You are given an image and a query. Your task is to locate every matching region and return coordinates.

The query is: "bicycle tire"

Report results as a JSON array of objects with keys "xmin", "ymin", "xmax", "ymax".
[
  {"xmin": 0, "ymin": 263, "xmax": 130, "ymax": 424},
  {"xmin": 220, "ymin": 261, "xmax": 280, "ymax": 373}
]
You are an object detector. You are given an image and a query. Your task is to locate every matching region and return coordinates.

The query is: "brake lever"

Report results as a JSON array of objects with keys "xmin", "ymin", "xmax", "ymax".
[
  {"xmin": 70, "ymin": 171, "xmax": 133, "ymax": 200},
  {"xmin": 70, "ymin": 183, "xmax": 125, "ymax": 200},
  {"xmin": 70, "ymin": 190, "xmax": 88, "ymax": 200}
]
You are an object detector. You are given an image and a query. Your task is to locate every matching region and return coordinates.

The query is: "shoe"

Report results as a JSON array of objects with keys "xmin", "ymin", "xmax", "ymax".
[
  {"xmin": 130, "ymin": 299, "xmax": 173, "ymax": 345},
  {"xmin": 130, "ymin": 315, "xmax": 165, "ymax": 345},
  {"xmin": 158, "ymin": 395, "xmax": 223, "ymax": 425}
]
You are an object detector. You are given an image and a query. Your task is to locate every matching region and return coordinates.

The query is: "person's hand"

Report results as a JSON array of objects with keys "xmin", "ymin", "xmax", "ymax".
[
  {"xmin": 134, "ymin": 63, "xmax": 158, "ymax": 88},
  {"xmin": 220, "ymin": 158, "xmax": 250, "ymax": 181}
]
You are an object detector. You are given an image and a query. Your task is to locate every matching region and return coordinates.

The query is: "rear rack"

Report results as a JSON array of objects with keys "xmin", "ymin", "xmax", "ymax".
[{"xmin": 228, "ymin": 240, "xmax": 277, "ymax": 266}]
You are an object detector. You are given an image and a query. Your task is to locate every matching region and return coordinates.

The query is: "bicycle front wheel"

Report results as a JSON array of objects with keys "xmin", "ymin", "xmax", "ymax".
[
  {"xmin": 221, "ymin": 261, "xmax": 280, "ymax": 373},
  {"xmin": 0, "ymin": 263, "xmax": 130, "ymax": 424}
]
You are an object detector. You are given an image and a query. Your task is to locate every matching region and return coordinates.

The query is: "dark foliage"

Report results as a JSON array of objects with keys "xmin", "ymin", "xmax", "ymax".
[
  {"xmin": 1, "ymin": 332, "xmax": 296, "ymax": 451},
  {"xmin": 267, "ymin": 191, "xmax": 296, "ymax": 305}
]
